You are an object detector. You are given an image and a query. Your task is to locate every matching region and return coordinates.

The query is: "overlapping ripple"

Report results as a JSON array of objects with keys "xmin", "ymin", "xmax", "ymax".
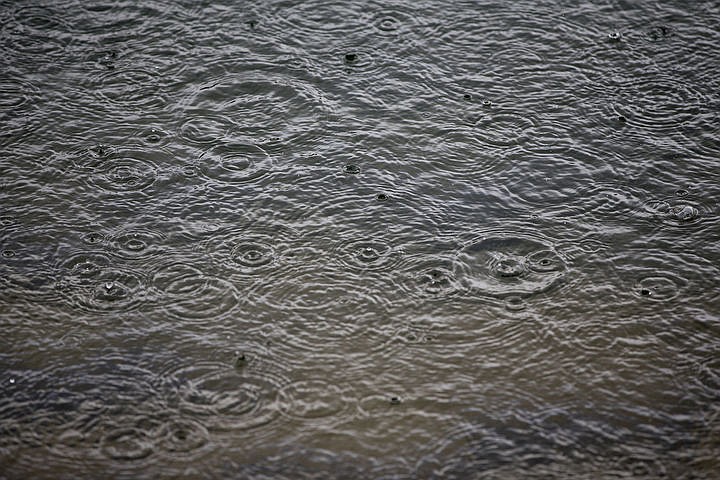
[
  {"xmin": 453, "ymin": 230, "xmax": 569, "ymax": 301},
  {"xmin": 195, "ymin": 143, "xmax": 273, "ymax": 186},
  {"xmin": 69, "ymin": 146, "xmax": 166, "ymax": 197},
  {"xmin": 85, "ymin": 68, "xmax": 166, "ymax": 110},
  {"xmin": 150, "ymin": 260, "xmax": 240, "ymax": 322},
  {"xmin": 159, "ymin": 359, "xmax": 287, "ymax": 435},
  {"xmin": 176, "ymin": 63, "xmax": 332, "ymax": 149}
]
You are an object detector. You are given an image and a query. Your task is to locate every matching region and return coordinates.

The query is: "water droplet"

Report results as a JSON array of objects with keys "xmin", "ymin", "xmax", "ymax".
[
  {"xmin": 230, "ymin": 241, "xmax": 274, "ymax": 270},
  {"xmin": 234, "ymin": 353, "xmax": 247, "ymax": 367},
  {"xmin": 526, "ymin": 250, "xmax": 563, "ymax": 273},
  {"xmin": 89, "ymin": 144, "xmax": 110, "ymax": 158},
  {"xmin": 82, "ymin": 232, "xmax": 103, "ymax": 244},
  {"xmin": 635, "ymin": 276, "xmax": 679, "ymax": 301},
  {"xmin": 143, "ymin": 129, "xmax": 163, "ymax": 144},
  {"xmin": 358, "ymin": 248, "xmax": 380, "ymax": 265},
  {"xmin": 493, "ymin": 257, "xmax": 526, "ymax": 278},
  {"xmin": 335, "ymin": 238, "xmax": 400, "ymax": 272},
  {"xmin": 670, "ymin": 205, "xmax": 698, "ymax": 222}
]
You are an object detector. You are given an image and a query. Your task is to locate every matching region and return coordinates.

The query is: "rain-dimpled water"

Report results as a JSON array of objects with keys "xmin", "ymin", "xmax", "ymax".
[{"xmin": 1, "ymin": 0, "xmax": 719, "ymax": 478}]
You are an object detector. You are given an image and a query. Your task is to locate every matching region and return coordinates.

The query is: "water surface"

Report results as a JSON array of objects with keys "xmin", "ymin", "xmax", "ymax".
[{"xmin": 1, "ymin": 0, "xmax": 719, "ymax": 478}]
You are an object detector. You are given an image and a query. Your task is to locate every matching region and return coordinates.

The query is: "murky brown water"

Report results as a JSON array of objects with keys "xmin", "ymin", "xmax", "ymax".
[{"xmin": 1, "ymin": 0, "xmax": 719, "ymax": 478}]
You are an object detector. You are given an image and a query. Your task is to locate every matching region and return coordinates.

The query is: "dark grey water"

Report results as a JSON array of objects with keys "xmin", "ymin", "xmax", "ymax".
[{"xmin": 1, "ymin": 0, "xmax": 719, "ymax": 478}]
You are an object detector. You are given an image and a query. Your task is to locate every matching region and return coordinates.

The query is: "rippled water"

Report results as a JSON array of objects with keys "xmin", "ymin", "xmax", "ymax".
[{"xmin": 1, "ymin": 0, "xmax": 719, "ymax": 478}]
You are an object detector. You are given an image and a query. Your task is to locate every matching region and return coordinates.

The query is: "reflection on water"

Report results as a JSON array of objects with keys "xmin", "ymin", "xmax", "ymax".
[{"xmin": 1, "ymin": 0, "xmax": 719, "ymax": 478}]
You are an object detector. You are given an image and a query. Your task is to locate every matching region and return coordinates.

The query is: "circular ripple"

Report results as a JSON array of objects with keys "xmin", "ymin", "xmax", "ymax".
[
  {"xmin": 135, "ymin": 126, "xmax": 171, "ymax": 147},
  {"xmin": 230, "ymin": 241, "xmax": 275, "ymax": 270},
  {"xmin": 417, "ymin": 423, "xmax": 511, "ymax": 478},
  {"xmin": 202, "ymin": 224, "xmax": 297, "ymax": 278},
  {"xmin": 277, "ymin": 380, "xmax": 355, "ymax": 425},
  {"xmin": 2, "ymin": 6, "xmax": 71, "ymax": 58},
  {"xmin": 471, "ymin": 109, "xmax": 538, "ymax": 149},
  {"xmin": 634, "ymin": 276, "xmax": 679, "ymax": 301},
  {"xmin": 101, "ymin": 427, "xmax": 154, "ymax": 460},
  {"xmin": 86, "ymin": 150, "xmax": 159, "ymax": 193},
  {"xmin": 616, "ymin": 249, "xmax": 718, "ymax": 306},
  {"xmin": 63, "ymin": 268, "xmax": 147, "ymax": 313},
  {"xmin": 609, "ymin": 74, "xmax": 707, "ymax": 131},
  {"xmin": 11, "ymin": 5, "xmax": 69, "ymax": 31},
  {"xmin": 164, "ymin": 362, "xmax": 285, "ymax": 433},
  {"xmin": 57, "ymin": 252, "xmax": 112, "ymax": 286},
  {"xmin": 371, "ymin": 6, "xmax": 422, "ymax": 38},
  {"xmin": 375, "ymin": 15, "xmax": 402, "ymax": 33},
  {"xmin": 87, "ymin": 68, "xmax": 164, "ymax": 109},
  {"xmin": 504, "ymin": 295, "xmax": 528, "ymax": 312},
  {"xmin": 333, "ymin": 238, "xmax": 403, "ymax": 272},
  {"xmin": 178, "ymin": 68, "xmax": 331, "ymax": 147},
  {"xmin": 156, "ymin": 418, "xmax": 209, "ymax": 455},
  {"xmin": 95, "ymin": 159, "xmax": 157, "ymax": 192},
  {"xmin": 328, "ymin": 43, "xmax": 385, "ymax": 77},
  {"xmin": 108, "ymin": 228, "xmax": 167, "ymax": 260},
  {"xmin": 197, "ymin": 143, "xmax": 272, "ymax": 185},
  {"xmin": 454, "ymin": 235, "xmax": 567, "ymax": 298},
  {"xmin": 394, "ymin": 258, "xmax": 466, "ymax": 300},
  {"xmin": 82, "ymin": 231, "xmax": 105, "ymax": 246},
  {"xmin": 414, "ymin": 126, "xmax": 510, "ymax": 178},
  {"xmin": 151, "ymin": 262, "xmax": 239, "ymax": 321}
]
